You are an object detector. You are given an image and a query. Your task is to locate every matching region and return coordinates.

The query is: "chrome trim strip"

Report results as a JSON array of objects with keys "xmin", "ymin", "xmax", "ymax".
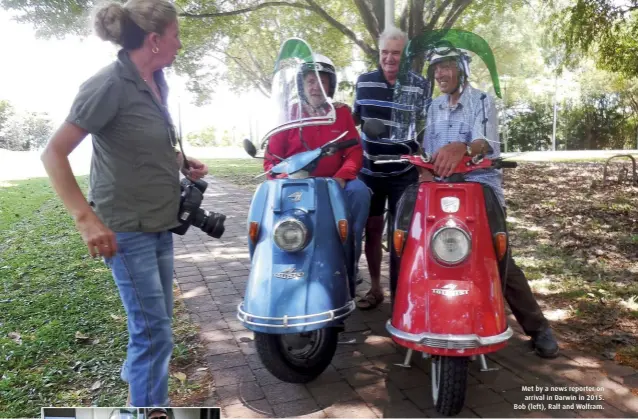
[
  {"xmin": 237, "ymin": 300, "xmax": 355, "ymax": 328},
  {"xmin": 386, "ymin": 320, "xmax": 513, "ymax": 349}
]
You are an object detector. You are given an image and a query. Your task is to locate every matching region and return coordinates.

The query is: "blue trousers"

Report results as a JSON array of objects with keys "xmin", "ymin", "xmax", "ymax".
[
  {"xmin": 105, "ymin": 231, "xmax": 174, "ymax": 407},
  {"xmin": 343, "ymin": 179, "xmax": 371, "ymax": 274}
]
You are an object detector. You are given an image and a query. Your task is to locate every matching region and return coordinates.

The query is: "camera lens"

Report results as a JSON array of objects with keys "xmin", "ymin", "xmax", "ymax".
[{"xmin": 191, "ymin": 208, "xmax": 226, "ymax": 239}]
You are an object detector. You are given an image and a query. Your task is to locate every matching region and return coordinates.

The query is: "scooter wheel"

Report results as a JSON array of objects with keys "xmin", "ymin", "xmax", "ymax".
[
  {"xmin": 254, "ymin": 328, "xmax": 339, "ymax": 383},
  {"xmin": 431, "ymin": 356, "xmax": 469, "ymax": 417}
]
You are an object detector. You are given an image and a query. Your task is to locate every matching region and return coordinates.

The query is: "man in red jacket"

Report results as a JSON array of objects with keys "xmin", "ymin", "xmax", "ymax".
[{"xmin": 264, "ymin": 53, "xmax": 371, "ymax": 281}]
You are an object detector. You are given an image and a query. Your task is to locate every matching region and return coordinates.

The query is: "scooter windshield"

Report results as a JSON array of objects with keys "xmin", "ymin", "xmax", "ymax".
[
  {"xmin": 259, "ymin": 38, "xmax": 336, "ymax": 149},
  {"xmin": 392, "ymin": 29, "xmax": 502, "ymax": 142}
]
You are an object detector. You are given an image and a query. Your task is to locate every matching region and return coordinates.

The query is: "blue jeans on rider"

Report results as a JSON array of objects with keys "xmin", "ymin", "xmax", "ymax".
[
  {"xmin": 104, "ymin": 231, "xmax": 174, "ymax": 407},
  {"xmin": 343, "ymin": 179, "xmax": 372, "ymax": 276}
]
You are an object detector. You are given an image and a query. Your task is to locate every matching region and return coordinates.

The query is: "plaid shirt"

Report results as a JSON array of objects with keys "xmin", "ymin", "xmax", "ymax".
[
  {"xmin": 422, "ymin": 85, "xmax": 505, "ymax": 206},
  {"xmin": 353, "ymin": 69, "xmax": 430, "ymax": 177}
]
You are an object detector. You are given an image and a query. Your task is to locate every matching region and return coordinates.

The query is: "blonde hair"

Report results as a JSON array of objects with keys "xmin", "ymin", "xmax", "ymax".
[{"xmin": 93, "ymin": 0, "xmax": 177, "ymax": 49}]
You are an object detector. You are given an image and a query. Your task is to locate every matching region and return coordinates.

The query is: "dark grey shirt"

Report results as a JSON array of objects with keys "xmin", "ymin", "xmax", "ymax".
[{"xmin": 67, "ymin": 49, "xmax": 181, "ymax": 232}]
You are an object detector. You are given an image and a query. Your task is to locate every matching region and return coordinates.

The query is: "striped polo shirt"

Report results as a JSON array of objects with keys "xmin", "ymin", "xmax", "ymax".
[{"xmin": 353, "ymin": 68, "xmax": 430, "ymax": 177}]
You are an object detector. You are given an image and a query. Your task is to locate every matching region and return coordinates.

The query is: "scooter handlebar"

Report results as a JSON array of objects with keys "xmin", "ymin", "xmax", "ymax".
[
  {"xmin": 333, "ymin": 139, "xmax": 359, "ymax": 150},
  {"xmin": 495, "ymin": 160, "xmax": 518, "ymax": 169}
]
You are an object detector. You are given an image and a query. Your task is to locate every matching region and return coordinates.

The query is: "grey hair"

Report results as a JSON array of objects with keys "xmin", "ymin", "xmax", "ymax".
[{"xmin": 378, "ymin": 27, "xmax": 408, "ymax": 50}]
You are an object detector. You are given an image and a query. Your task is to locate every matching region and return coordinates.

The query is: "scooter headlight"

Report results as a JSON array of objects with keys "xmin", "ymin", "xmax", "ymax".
[
  {"xmin": 273, "ymin": 218, "xmax": 308, "ymax": 252},
  {"xmin": 431, "ymin": 227, "xmax": 471, "ymax": 264}
]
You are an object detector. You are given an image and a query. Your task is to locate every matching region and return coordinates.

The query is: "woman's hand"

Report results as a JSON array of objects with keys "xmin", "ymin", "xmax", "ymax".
[
  {"xmin": 75, "ymin": 210, "xmax": 117, "ymax": 258},
  {"xmin": 182, "ymin": 157, "xmax": 209, "ymax": 180}
]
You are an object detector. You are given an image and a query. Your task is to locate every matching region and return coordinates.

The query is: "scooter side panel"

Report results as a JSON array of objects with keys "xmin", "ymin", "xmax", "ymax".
[
  {"xmin": 247, "ymin": 181, "xmax": 270, "ymax": 257},
  {"xmin": 241, "ymin": 178, "xmax": 352, "ymax": 334},
  {"xmin": 391, "ymin": 182, "xmax": 508, "ymax": 346}
]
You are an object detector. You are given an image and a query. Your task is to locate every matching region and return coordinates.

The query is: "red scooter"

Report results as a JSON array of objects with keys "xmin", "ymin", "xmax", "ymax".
[{"xmin": 364, "ymin": 120, "xmax": 517, "ymax": 416}]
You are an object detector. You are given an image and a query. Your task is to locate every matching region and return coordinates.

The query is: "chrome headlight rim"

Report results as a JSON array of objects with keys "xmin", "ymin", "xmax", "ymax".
[
  {"xmin": 273, "ymin": 217, "xmax": 309, "ymax": 252},
  {"xmin": 431, "ymin": 226, "xmax": 471, "ymax": 265}
]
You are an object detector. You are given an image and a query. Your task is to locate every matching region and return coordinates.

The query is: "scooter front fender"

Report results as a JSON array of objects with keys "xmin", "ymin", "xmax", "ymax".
[{"xmin": 240, "ymin": 178, "xmax": 355, "ymax": 334}]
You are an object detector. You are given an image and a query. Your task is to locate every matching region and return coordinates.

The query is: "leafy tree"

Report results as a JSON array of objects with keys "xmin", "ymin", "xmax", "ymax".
[
  {"xmin": 186, "ymin": 125, "xmax": 218, "ymax": 146},
  {"xmin": 0, "ymin": 0, "xmax": 518, "ymax": 101},
  {"xmin": 504, "ymin": 101, "xmax": 554, "ymax": 152},
  {"xmin": 550, "ymin": 0, "xmax": 638, "ymax": 78},
  {"xmin": 0, "ymin": 109, "xmax": 53, "ymax": 151}
]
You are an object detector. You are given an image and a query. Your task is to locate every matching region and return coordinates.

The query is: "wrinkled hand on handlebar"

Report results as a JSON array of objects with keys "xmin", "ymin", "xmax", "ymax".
[{"xmin": 432, "ymin": 142, "xmax": 467, "ymax": 178}]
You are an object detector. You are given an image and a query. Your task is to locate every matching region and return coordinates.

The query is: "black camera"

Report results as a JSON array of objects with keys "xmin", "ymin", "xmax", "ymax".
[{"xmin": 170, "ymin": 178, "xmax": 226, "ymax": 239}]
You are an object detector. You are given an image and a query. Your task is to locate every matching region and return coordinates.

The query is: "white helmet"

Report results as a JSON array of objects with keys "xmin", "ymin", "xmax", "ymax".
[
  {"xmin": 427, "ymin": 44, "xmax": 472, "ymax": 95},
  {"xmin": 299, "ymin": 53, "xmax": 338, "ymax": 98}
]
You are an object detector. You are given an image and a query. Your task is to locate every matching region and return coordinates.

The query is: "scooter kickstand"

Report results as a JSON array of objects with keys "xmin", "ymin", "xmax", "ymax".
[
  {"xmin": 393, "ymin": 349, "xmax": 413, "ymax": 368},
  {"xmin": 338, "ymin": 337, "xmax": 357, "ymax": 345},
  {"xmin": 478, "ymin": 354, "xmax": 499, "ymax": 372}
]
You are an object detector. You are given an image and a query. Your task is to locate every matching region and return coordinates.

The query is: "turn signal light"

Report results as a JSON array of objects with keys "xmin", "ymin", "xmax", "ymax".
[
  {"xmin": 249, "ymin": 221, "xmax": 259, "ymax": 244},
  {"xmin": 393, "ymin": 230, "xmax": 406, "ymax": 256},
  {"xmin": 494, "ymin": 232, "xmax": 507, "ymax": 260},
  {"xmin": 338, "ymin": 219, "xmax": 348, "ymax": 243}
]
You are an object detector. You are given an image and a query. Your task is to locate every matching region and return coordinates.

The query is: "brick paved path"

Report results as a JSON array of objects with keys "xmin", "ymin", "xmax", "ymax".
[{"xmin": 173, "ymin": 177, "xmax": 638, "ymax": 418}]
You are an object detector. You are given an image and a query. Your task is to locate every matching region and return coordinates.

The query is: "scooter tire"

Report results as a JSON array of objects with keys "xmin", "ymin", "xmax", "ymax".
[
  {"xmin": 432, "ymin": 356, "xmax": 469, "ymax": 417},
  {"xmin": 254, "ymin": 328, "xmax": 339, "ymax": 383}
]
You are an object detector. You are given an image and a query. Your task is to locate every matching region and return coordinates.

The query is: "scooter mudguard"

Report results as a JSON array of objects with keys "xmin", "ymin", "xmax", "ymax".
[
  {"xmin": 389, "ymin": 182, "xmax": 511, "ymax": 356},
  {"xmin": 239, "ymin": 177, "xmax": 355, "ymax": 334}
]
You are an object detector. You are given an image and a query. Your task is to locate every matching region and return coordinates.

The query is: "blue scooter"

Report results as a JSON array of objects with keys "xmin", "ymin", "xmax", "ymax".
[{"xmin": 238, "ymin": 134, "xmax": 359, "ymax": 383}]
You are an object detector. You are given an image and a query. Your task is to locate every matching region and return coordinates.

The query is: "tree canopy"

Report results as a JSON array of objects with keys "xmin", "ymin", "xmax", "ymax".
[{"xmin": 1, "ymin": 0, "xmax": 517, "ymax": 101}]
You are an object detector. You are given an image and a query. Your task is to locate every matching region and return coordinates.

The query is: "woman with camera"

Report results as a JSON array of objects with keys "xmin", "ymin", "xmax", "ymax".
[{"xmin": 40, "ymin": 0, "xmax": 207, "ymax": 407}]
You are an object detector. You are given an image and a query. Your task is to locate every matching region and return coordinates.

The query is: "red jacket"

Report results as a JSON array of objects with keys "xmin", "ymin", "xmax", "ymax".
[{"xmin": 263, "ymin": 106, "xmax": 363, "ymax": 180}]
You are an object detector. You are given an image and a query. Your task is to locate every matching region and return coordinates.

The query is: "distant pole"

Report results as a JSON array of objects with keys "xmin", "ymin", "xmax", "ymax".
[
  {"xmin": 385, "ymin": 0, "xmax": 394, "ymax": 30},
  {"xmin": 551, "ymin": 75, "xmax": 558, "ymax": 151}
]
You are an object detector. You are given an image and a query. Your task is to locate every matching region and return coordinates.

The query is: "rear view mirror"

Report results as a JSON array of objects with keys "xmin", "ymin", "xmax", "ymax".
[
  {"xmin": 243, "ymin": 139, "xmax": 257, "ymax": 158},
  {"xmin": 362, "ymin": 119, "xmax": 385, "ymax": 139}
]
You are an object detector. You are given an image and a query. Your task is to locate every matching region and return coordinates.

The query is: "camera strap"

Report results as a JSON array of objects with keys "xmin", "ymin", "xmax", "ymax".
[{"xmin": 161, "ymin": 104, "xmax": 190, "ymax": 171}]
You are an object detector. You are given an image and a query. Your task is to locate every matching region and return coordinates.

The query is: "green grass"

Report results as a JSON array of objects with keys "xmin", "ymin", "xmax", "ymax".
[
  {"xmin": 0, "ymin": 177, "xmax": 201, "ymax": 417},
  {"xmin": 200, "ymin": 158, "xmax": 263, "ymax": 190}
]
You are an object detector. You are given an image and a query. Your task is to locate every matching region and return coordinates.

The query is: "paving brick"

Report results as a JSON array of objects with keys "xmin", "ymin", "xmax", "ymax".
[
  {"xmin": 356, "ymin": 336, "xmax": 398, "ymax": 358},
  {"xmin": 206, "ymin": 351, "xmax": 247, "ymax": 371},
  {"xmin": 386, "ymin": 364, "xmax": 430, "ymax": 390},
  {"xmin": 402, "ymin": 385, "xmax": 434, "ymax": 410},
  {"xmin": 262, "ymin": 382, "xmax": 311, "ymax": 405},
  {"xmin": 198, "ymin": 318, "xmax": 229, "ymax": 331},
  {"xmin": 471, "ymin": 365, "xmax": 528, "ymax": 392},
  {"xmin": 307, "ymin": 380, "xmax": 360, "ymax": 408},
  {"xmin": 304, "ymin": 364, "xmax": 342, "ymax": 388},
  {"xmin": 204, "ymin": 274, "xmax": 232, "ymax": 284},
  {"xmin": 331, "ymin": 350, "xmax": 372, "ymax": 370},
  {"xmin": 213, "ymin": 365, "xmax": 255, "ymax": 386},
  {"xmin": 465, "ymin": 383, "xmax": 507, "ymax": 408},
  {"xmin": 322, "ymin": 400, "xmax": 377, "ymax": 418},
  {"xmin": 222, "ymin": 399, "xmax": 273, "ymax": 418},
  {"xmin": 271, "ymin": 398, "xmax": 326, "ymax": 418},
  {"xmin": 339, "ymin": 365, "xmax": 387, "ymax": 387},
  {"xmin": 245, "ymin": 354, "xmax": 265, "ymax": 371},
  {"xmin": 200, "ymin": 329, "xmax": 235, "ymax": 343},
  {"xmin": 205, "ymin": 339, "xmax": 240, "ymax": 356},
  {"xmin": 190, "ymin": 311, "xmax": 223, "ymax": 323},
  {"xmin": 253, "ymin": 367, "xmax": 284, "ymax": 386},
  {"xmin": 354, "ymin": 379, "xmax": 409, "ymax": 415},
  {"xmin": 215, "ymin": 381, "xmax": 264, "ymax": 407},
  {"xmin": 232, "ymin": 330, "xmax": 253, "ymax": 343}
]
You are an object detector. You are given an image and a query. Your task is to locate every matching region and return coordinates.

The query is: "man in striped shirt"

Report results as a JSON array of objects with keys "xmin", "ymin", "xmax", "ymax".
[
  {"xmin": 352, "ymin": 27, "xmax": 430, "ymax": 309},
  {"xmin": 421, "ymin": 46, "xmax": 559, "ymax": 359}
]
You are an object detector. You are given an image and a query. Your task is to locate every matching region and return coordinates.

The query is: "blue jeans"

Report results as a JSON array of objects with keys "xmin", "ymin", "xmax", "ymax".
[
  {"xmin": 104, "ymin": 231, "xmax": 174, "ymax": 407},
  {"xmin": 344, "ymin": 179, "xmax": 371, "ymax": 274}
]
